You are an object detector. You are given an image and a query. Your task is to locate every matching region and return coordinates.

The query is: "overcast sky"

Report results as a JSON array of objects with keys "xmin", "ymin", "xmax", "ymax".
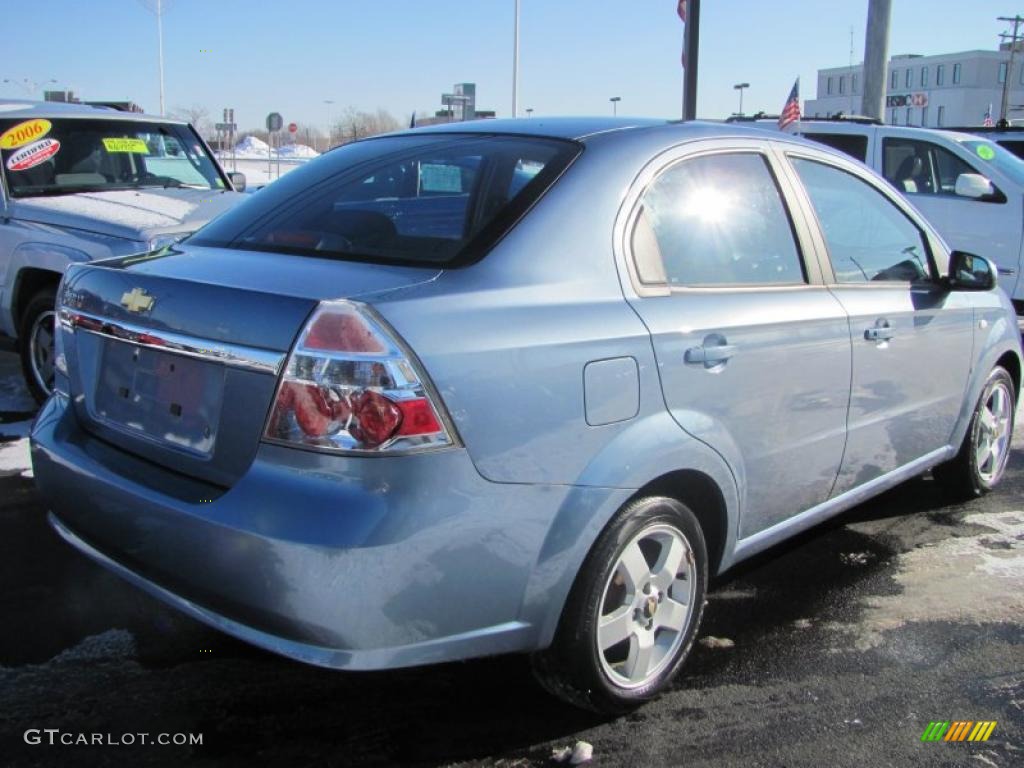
[{"xmin": 0, "ymin": 0, "xmax": 1010, "ymax": 132}]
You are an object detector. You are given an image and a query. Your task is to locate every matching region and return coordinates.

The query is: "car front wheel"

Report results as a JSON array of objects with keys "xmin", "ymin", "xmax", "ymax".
[
  {"xmin": 934, "ymin": 365, "xmax": 1016, "ymax": 499},
  {"xmin": 18, "ymin": 287, "xmax": 58, "ymax": 404},
  {"xmin": 531, "ymin": 496, "xmax": 708, "ymax": 713}
]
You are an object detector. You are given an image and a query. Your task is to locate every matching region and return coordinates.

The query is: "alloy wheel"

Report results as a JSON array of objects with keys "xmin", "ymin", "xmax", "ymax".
[
  {"xmin": 976, "ymin": 379, "xmax": 1013, "ymax": 484},
  {"xmin": 596, "ymin": 523, "xmax": 697, "ymax": 689},
  {"xmin": 29, "ymin": 309, "xmax": 56, "ymax": 397}
]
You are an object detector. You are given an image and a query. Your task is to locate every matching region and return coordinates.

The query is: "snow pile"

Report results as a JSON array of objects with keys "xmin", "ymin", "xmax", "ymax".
[
  {"xmin": 228, "ymin": 136, "xmax": 319, "ymax": 160},
  {"xmin": 232, "ymin": 135, "xmax": 271, "ymax": 158},
  {"xmin": 276, "ymin": 143, "xmax": 319, "ymax": 159}
]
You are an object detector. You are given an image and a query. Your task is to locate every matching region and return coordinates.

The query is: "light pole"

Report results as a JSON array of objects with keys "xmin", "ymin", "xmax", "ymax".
[
  {"xmin": 512, "ymin": 0, "xmax": 520, "ymax": 117},
  {"xmin": 323, "ymin": 99, "xmax": 335, "ymax": 151},
  {"xmin": 610, "ymin": 96, "xmax": 622, "ymax": 116},
  {"xmin": 526, "ymin": 108, "xmax": 534, "ymax": 117},
  {"xmin": 733, "ymin": 83, "xmax": 749, "ymax": 116}
]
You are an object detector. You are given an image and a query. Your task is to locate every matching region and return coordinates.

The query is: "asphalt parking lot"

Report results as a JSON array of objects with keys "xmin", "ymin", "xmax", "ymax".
[{"xmin": 0, "ymin": 346, "xmax": 1021, "ymax": 768}]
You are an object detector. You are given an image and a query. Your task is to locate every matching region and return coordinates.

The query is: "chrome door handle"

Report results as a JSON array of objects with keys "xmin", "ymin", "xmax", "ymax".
[
  {"xmin": 685, "ymin": 344, "xmax": 737, "ymax": 365},
  {"xmin": 864, "ymin": 320, "xmax": 894, "ymax": 342}
]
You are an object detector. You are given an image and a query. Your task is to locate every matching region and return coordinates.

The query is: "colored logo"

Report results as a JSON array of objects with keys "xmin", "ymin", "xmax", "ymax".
[
  {"xmin": 0, "ymin": 118, "xmax": 51, "ymax": 149},
  {"xmin": 921, "ymin": 721, "xmax": 997, "ymax": 742},
  {"xmin": 5, "ymin": 138, "xmax": 60, "ymax": 171},
  {"xmin": 976, "ymin": 145, "xmax": 996, "ymax": 161},
  {"xmin": 120, "ymin": 287, "xmax": 155, "ymax": 313}
]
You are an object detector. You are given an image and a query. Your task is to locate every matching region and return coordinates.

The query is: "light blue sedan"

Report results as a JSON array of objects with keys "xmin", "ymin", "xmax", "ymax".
[{"xmin": 31, "ymin": 118, "xmax": 1021, "ymax": 713}]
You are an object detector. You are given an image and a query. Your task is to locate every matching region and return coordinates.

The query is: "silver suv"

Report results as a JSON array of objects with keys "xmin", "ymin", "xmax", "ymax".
[{"xmin": 0, "ymin": 101, "xmax": 245, "ymax": 400}]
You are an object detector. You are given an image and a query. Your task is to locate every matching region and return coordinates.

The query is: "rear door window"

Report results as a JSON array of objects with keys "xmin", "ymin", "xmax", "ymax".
[
  {"xmin": 192, "ymin": 135, "xmax": 579, "ymax": 266},
  {"xmin": 631, "ymin": 152, "xmax": 806, "ymax": 286}
]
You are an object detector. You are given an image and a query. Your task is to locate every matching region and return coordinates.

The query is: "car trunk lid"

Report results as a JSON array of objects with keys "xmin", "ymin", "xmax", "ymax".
[{"xmin": 59, "ymin": 244, "xmax": 440, "ymax": 487}]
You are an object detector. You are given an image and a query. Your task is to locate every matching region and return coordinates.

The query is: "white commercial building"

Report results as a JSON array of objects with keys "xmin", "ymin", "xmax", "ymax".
[{"xmin": 805, "ymin": 45, "xmax": 1024, "ymax": 128}]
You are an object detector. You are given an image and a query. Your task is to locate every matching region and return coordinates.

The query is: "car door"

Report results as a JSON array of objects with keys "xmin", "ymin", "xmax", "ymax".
[
  {"xmin": 877, "ymin": 133, "xmax": 1022, "ymax": 298},
  {"xmin": 784, "ymin": 150, "xmax": 975, "ymax": 496},
  {"xmin": 620, "ymin": 140, "xmax": 852, "ymax": 538}
]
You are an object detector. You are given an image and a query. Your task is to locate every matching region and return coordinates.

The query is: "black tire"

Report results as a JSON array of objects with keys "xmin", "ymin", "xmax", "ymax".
[
  {"xmin": 933, "ymin": 366, "xmax": 1016, "ymax": 500},
  {"xmin": 531, "ymin": 496, "xmax": 708, "ymax": 714},
  {"xmin": 17, "ymin": 286, "xmax": 58, "ymax": 405}
]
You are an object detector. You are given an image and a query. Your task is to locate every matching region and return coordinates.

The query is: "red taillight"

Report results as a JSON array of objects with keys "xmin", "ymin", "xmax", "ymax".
[
  {"xmin": 264, "ymin": 301, "xmax": 453, "ymax": 453},
  {"xmin": 303, "ymin": 309, "xmax": 385, "ymax": 353}
]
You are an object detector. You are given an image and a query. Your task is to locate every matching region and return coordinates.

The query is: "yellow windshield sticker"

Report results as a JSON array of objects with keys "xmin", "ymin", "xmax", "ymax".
[
  {"xmin": 0, "ymin": 118, "xmax": 52, "ymax": 149},
  {"xmin": 102, "ymin": 137, "xmax": 150, "ymax": 154}
]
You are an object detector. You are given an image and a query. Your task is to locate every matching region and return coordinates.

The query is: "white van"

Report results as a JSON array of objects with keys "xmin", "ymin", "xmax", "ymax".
[{"xmin": 790, "ymin": 121, "xmax": 1024, "ymax": 318}]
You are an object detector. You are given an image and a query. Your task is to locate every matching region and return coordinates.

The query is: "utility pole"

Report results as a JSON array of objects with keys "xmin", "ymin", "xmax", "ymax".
[
  {"xmin": 999, "ymin": 15, "xmax": 1024, "ymax": 124},
  {"xmin": 156, "ymin": 0, "xmax": 165, "ymax": 114},
  {"xmin": 861, "ymin": 0, "xmax": 892, "ymax": 121},
  {"xmin": 683, "ymin": 0, "xmax": 701, "ymax": 120}
]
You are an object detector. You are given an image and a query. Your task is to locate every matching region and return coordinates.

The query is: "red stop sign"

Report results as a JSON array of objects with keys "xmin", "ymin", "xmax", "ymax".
[{"xmin": 288, "ymin": 122, "xmax": 298, "ymax": 133}]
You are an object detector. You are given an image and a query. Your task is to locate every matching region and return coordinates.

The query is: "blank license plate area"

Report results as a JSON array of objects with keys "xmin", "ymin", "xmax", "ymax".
[{"xmin": 93, "ymin": 340, "xmax": 225, "ymax": 457}]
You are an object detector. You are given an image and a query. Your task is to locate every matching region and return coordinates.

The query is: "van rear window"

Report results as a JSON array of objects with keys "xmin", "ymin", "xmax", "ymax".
[{"xmin": 190, "ymin": 134, "xmax": 579, "ymax": 267}]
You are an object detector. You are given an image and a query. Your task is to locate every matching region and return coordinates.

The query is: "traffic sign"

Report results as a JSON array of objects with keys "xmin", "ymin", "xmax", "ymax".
[
  {"xmin": 266, "ymin": 112, "xmax": 283, "ymax": 132},
  {"xmin": 288, "ymin": 122, "xmax": 298, "ymax": 134},
  {"xmin": 215, "ymin": 123, "xmax": 237, "ymax": 131}
]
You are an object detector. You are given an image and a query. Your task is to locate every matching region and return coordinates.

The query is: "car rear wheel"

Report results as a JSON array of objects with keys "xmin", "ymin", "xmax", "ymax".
[
  {"xmin": 18, "ymin": 287, "xmax": 58, "ymax": 405},
  {"xmin": 531, "ymin": 496, "xmax": 707, "ymax": 713},
  {"xmin": 934, "ymin": 366, "xmax": 1016, "ymax": 499}
]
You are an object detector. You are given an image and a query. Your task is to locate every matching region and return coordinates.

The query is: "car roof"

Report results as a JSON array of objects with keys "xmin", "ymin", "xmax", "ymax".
[
  {"xmin": 395, "ymin": 116, "xmax": 806, "ymax": 144},
  {"xmin": 0, "ymin": 99, "xmax": 185, "ymax": 124}
]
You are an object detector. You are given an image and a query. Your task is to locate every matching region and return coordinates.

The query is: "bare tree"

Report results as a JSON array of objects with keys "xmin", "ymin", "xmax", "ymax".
[
  {"xmin": 168, "ymin": 104, "xmax": 212, "ymax": 137},
  {"xmin": 331, "ymin": 107, "xmax": 401, "ymax": 145}
]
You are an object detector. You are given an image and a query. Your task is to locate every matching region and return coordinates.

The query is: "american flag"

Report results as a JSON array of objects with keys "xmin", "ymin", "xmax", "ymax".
[
  {"xmin": 778, "ymin": 78, "xmax": 801, "ymax": 130},
  {"xmin": 678, "ymin": 0, "xmax": 687, "ymax": 69},
  {"xmin": 984, "ymin": 104, "xmax": 994, "ymax": 127}
]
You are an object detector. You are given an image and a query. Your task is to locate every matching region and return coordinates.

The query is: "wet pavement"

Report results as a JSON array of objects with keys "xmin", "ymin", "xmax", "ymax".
[{"xmin": 0, "ymin": 346, "xmax": 1021, "ymax": 767}]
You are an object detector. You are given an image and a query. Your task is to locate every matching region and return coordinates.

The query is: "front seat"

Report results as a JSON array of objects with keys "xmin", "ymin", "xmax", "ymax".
[{"xmin": 893, "ymin": 154, "xmax": 931, "ymax": 194}]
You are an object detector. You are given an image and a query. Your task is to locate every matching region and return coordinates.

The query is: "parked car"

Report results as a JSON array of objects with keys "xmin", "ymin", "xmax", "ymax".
[
  {"xmin": 788, "ymin": 120, "xmax": 1024, "ymax": 320},
  {"xmin": 31, "ymin": 118, "xmax": 1021, "ymax": 713},
  {"xmin": 0, "ymin": 100, "xmax": 246, "ymax": 401}
]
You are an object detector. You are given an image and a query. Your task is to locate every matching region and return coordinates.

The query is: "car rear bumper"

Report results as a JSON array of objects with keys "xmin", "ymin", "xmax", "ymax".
[{"xmin": 30, "ymin": 393, "xmax": 588, "ymax": 670}]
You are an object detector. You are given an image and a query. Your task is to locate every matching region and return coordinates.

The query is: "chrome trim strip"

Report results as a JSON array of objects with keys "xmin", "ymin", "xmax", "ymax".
[{"xmin": 59, "ymin": 308, "xmax": 285, "ymax": 375}]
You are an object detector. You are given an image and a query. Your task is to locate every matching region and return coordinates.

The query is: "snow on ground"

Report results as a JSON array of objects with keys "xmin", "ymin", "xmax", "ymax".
[
  {"xmin": 218, "ymin": 158, "xmax": 305, "ymax": 190},
  {"xmin": 224, "ymin": 136, "xmax": 319, "ymax": 160},
  {"xmin": 276, "ymin": 143, "xmax": 319, "ymax": 159}
]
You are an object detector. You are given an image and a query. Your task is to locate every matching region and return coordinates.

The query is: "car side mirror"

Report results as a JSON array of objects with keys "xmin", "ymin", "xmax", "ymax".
[
  {"xmin": 228, "ymin": 172, "xmax": 246, "ymax": 193},
  {"xmin": 954, "ymin": 173, "xmax": 994, "ymax": 199},
  {"xmin": 947, "ymin": 250, "xmax": 996, "ymax": 291}
]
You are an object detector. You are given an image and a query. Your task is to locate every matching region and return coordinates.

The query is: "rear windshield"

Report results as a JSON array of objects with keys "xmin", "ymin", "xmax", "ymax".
[
  {"xmin": 0, "ymin": 117, "xmax": 226, "ymax": 197},
  {"xmin": 190, "ymin": 133, "xmax": 580, "ymax": 267}
]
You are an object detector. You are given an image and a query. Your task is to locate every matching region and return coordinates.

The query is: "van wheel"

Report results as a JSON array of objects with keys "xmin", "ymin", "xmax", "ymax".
[
  {"xmin": 934, "ymin": 366, "xmax": 1016, "ymax": 500},
  {"xmin": 18, "ymin": 287, "xmax": 58, "ymax": 404},
  {"xmin": 531, "ymin": 496, "xmax": 707, "ymax": 713}
]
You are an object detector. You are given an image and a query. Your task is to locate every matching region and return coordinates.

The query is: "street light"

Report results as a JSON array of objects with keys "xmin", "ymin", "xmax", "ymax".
[
  {"xmin": 526, "ymin": 108, "xmax": 534, "ymax": 117},
  {"xmin": 733, "ymin": 83, "xmax": 750, "ymax": 117},
  {"xmin": 610, "ymin": 96, "xmax": 622, "ymax": 116}
]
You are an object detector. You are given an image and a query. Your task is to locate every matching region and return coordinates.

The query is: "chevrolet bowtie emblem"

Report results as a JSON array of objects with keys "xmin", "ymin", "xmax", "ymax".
[{"xmin": 121, "ymin": 287, "xmax": 155, "ymax": 313}]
